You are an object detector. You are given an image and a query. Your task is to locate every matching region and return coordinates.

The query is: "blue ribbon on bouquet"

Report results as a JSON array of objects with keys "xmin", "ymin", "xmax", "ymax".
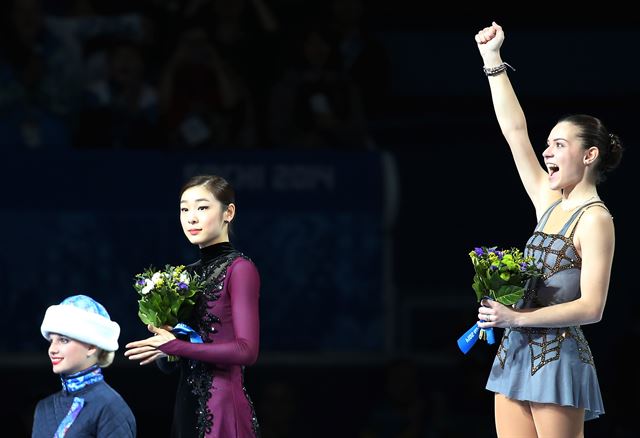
[
  {"xmin": 457, "ymin": 322, "xmax": 495, "ymax": 354},
  {"xmin": 456, "ymin": 296, "xmax": 495, "ymax": 354},
  {"xmin": 172, "ymin": 322, "xmax": 203, "ymax": 343}
]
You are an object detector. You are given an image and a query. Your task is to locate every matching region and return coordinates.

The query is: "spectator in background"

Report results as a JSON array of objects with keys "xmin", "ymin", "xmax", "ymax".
[
  {"xmin": 0, "ymin": 0, "xmax": 74, "ymax": 149},
  {"xmin": 0, "ymin": 0, "xmax": 146, "ymax": 149},
  {"xmin": 138, "ymin": 0, "xmax": 281, "ymax": 147},
  {"xmin": 207, "ymin": 0, "xmax": 282, "ymax": 146},
  {"xmin": 158, "ymin": 25, "xmax": 256, "ymax": 149},
  {"xmin": 74, "ymin": 40, "xmax": 159, "ymax": 149},
  {"xmin": 268, "ymin": 25, "xmax": 375, "ymax": 150},
  {"xmin": 326, "ymin": 0, "xmax": 392, "ymax": 120}
]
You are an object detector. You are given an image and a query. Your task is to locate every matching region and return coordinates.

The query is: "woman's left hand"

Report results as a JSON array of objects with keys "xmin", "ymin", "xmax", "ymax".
[
  {"xmin": 477, "ymin": 298, "xmax": 516, "ymax": 329},
  {"xmin": 124, "ymin": 324, "xmax": 176, "ymax": 365}
]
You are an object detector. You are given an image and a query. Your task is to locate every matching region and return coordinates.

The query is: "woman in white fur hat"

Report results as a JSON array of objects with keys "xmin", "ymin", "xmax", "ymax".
[{"xmin": 32, "ymin": 294, "xmax": 136, "ymax": 437}]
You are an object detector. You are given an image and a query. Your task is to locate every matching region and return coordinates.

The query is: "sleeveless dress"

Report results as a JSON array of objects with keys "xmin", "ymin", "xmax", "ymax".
[{"xmin": 485, "ymin": 199, "xmax": 606, "ymax": 420}]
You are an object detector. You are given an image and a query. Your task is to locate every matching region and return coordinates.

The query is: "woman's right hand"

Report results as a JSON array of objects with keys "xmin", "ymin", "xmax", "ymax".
[
  {"xmin": 124, "ymin": 324, "xmax": 176, "ymax": 365},
  {"xmin": 126, "ymin": 348, "xmax": 168, "ymax": 366},
  {"xmin": 475, "ymin": 21, "xmax": 504, "ymax": 60}
]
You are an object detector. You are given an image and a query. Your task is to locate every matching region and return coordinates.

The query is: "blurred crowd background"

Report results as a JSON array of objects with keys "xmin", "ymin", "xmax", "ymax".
[{"xmin": 1, "ymin": 0, "xmax": 638, "ymax": 436}]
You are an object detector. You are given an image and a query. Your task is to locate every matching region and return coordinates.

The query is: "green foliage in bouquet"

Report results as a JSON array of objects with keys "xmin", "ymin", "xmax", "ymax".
[
  {"xmin": 133, "ymin": 264, "xmax": 206, "ymax": 327},
  {"xmin": 469, "ymin": 246, "xmax": 542, "ymax": 306}
]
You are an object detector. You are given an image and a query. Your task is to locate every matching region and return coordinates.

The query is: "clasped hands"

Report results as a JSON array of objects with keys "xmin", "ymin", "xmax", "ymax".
[{"xmin": 124, "ymin": 324, "xmax": 176, "ymax": 365}]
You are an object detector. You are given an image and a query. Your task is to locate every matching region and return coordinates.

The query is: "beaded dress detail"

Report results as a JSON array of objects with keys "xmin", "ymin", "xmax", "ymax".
[
  {"xmin": 159, "ymin": 242, "xmax": 261, "ymax": 438},
  {"xmin": 485, "ymin": 200, "xmax": 606, "ymax": 420}
]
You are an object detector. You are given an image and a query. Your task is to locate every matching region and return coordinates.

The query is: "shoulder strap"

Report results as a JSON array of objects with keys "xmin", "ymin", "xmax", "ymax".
[
  {"xmin": 535, "ymin": 199, "xmax": 562, "ymax": 232},
  {"xmin": 561, "ymin": 201, "xmax": 609, "ymax": 237}
]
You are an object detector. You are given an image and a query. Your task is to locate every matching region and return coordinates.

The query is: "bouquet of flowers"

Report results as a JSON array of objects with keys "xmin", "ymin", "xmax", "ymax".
[
  {"xmin": 470, "ymin": 246, "xmax": 541, "ymax": 306},
  {"xmin": 133, "ymin": 264, "xmax": 206, "ymax": 328},
  {"xmin": 457, "ymin": 246, "xmax": 541, "ymax": 354}
]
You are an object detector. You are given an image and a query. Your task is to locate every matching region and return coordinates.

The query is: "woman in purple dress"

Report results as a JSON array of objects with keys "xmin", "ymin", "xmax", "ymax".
[{"xmin": 125, "ymin": 174, "xmax": 260, "ymax": 438}]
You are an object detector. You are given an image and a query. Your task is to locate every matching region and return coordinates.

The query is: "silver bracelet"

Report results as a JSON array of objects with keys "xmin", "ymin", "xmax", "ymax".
[{"xmin": 483, "ymin": 62, "xmax": 515, "ymax": 77}]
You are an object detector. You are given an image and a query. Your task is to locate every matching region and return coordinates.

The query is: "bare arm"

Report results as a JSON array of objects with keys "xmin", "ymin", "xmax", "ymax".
[{"xmin": 475, "ymin": 22, "xmax": 556, "ymax": 214}]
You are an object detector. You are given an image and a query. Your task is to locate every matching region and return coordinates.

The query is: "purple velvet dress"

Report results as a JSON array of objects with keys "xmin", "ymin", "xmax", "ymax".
[{"xmin": 159, "ymin": 242, "xmax": 260, "ymax": 438}]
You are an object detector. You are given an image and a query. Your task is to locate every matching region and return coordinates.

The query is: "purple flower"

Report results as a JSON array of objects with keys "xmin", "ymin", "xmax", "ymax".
[
  {"xmin": 137, "ymin": 279, "xmax": 146, "ymax": 286},
  {"xmin": 490, "ymin": 265, "xmax": 498, "ymax": 271},
  {"xmin": 178, "ymin": 282, "xmax": 188, "ymax": 289},
  {"xmin": 474, "ymin": 247, "xmax": 484, "ymax": 256}
]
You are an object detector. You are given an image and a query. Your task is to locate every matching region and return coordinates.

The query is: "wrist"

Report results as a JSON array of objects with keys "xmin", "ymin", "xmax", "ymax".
[
  {"xmin": 481, "ymin": 54, "xmax": 503, "ymax": 67},
  {"xmin": 511, "ymin": 310, "xmax": 524, "ymax": 328},
  {"xmin": 482, "ymin": 62, "xmax": 515, "ymax": 77}
]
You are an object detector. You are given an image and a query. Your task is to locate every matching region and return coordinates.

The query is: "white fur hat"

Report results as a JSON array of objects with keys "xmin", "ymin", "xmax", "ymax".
[{"xmin": 41, "ymin": 295, "xmax": 120, "ymax": 352}]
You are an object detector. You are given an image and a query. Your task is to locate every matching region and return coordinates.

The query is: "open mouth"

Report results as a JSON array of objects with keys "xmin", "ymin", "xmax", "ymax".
[{"xmin": 547, "ymin": 163, "xmax": 559, "ymax": 177}]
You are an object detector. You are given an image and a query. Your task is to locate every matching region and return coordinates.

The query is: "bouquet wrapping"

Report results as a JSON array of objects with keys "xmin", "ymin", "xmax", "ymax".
[{"xmin": 457, "ymin": 246, "xmax": 541, "ymax": 354}]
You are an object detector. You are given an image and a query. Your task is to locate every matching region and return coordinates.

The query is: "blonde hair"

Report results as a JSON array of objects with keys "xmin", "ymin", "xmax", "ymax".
[{"xmin": 97, "ymin": 350, "xmax": 115, "ymax": 368}]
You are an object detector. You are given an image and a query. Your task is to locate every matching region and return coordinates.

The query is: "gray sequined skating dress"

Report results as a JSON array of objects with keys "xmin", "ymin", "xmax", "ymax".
[{"xmin": 486, "ymin": 199, "xmax": 606, "ymax": 420}]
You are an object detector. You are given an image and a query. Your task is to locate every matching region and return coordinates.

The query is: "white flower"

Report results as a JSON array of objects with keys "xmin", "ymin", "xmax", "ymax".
[
  {"xmin": 151, "ymin": 272, "xmax": 163, "ymax": 284},
  {"xmin": 179, "ymin": 272, "xmax": 190, "ymax": 285},
  {"xmin": 141, "ymin": 279, "xmax": 155, "ymax": 295}
]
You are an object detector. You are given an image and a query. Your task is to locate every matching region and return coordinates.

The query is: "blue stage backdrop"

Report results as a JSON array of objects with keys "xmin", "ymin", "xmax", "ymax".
[{"xmin": 1, "ymin": 149, "xmax": 392, "ymax": 353}]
